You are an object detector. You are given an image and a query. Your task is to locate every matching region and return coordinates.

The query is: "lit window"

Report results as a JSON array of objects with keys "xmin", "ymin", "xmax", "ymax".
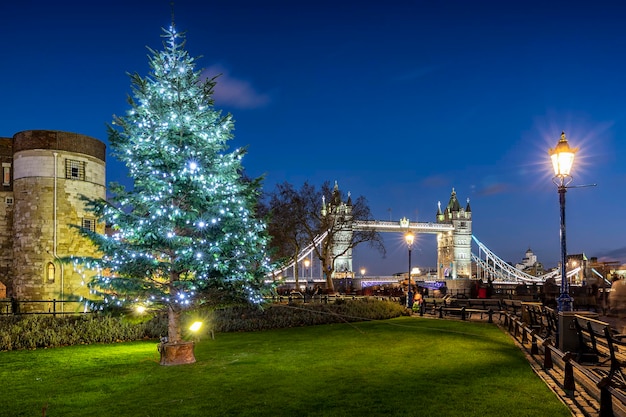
[
  {"xmin": 2, "ymin": 163, "xmax": 10, "ymax": 186},
  {"xmin": 47, "ymin": 262, "xmax": 55, "ymax": 283}
]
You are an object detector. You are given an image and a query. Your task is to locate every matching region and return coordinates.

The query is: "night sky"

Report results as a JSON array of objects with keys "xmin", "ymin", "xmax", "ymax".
[{"xmin": 2, "ymin": 1, "xmax": 625, "ymax": 276}]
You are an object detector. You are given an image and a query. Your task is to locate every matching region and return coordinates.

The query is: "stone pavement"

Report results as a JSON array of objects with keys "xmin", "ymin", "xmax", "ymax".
[{"xmin": 508, "ymin": 326, "xmax": 602, "ymax": 417}]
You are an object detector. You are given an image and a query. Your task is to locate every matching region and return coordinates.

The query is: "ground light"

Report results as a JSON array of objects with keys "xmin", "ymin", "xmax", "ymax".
[{"xmin": 189, "ymin": 321, "xmax": 202, "ymax": 332}]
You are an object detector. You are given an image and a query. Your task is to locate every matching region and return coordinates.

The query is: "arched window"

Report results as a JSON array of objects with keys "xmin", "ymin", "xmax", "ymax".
[{"xmin": 47, "ymin": 262, "xmax": 55, "ymax": 283}]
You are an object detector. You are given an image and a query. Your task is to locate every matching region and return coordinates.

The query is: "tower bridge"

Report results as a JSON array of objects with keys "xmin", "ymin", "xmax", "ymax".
[
  {"xmin": 271, "ymin": 184, "xmax": 600, "ymax": 287},
  {"xmin": 333, "ymin": 187, "xmax": 472, "ymax": 281}
]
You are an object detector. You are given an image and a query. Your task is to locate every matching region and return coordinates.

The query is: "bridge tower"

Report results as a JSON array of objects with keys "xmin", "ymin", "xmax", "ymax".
[
  {"xmin": 321, "ymin": 182, "xmax": 353, "ymax": 277},
  {"xmin": 436, "ymin": 188, "xmax": 472, "ymax": 280}
]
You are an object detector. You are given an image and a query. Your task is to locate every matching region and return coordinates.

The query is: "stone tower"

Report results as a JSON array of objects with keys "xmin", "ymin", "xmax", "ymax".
[
  {"xmin": 436, "ymin": 188, "xmax": 472, "ymax": 279},
  {"xmin": 321, "ymin": 181, "xmax": 353, "ymax": 278},
  {"xmin": 5, "ymin": 130, "xmax": 106, "ymax": 310}
]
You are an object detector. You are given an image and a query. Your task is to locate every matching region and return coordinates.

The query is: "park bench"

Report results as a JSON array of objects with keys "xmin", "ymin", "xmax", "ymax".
[
  {"xmin": 523, "ymin": 303, "xmax": 545, "ymax": 334},
  {"xmin": 437, "ymin": 298, "xmax": 499, "ymax": 323},
  {"xmin": 542, "ymin": 306, "xmax": 558, "ymax": 339},
  {"xmin": 466, "ymin": 299, "xmax": 502, "ymax": 321},
  {"xmin": 439, "ymin": 298, "xmax": 468, "ymax": 319},
  {"xmin": 500, "ymin": 299, "xmax": 522, "ymax": 321},
  {"xmin": 572, "ymin": 314, "xmax": 626, "ymax": 389},
  {"xmin": 420, "ymin": 297, "xmax": 445, "ymax": 316}
]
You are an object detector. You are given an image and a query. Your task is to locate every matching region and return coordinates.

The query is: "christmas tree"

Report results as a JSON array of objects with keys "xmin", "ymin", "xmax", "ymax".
[{"xmin": 72, "ymin": 24, "xmax": 272, "ymax": 364}]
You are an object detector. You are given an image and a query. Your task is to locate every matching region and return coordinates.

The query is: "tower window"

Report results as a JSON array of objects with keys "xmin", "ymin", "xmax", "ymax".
[
  {"xmin": 47, "ymin": 262, "xmax": 55, "ymax": 283},
  {"xmin": 82, "ymin": 218, "xmax": 96, "ymax": 232},
  {"xmin": 66, "ymin": 159, "xmax": 85, "ymax": 180},
  {"xmin": 2, "ymin": 163, "xmax": 11, "ymax": 186}
]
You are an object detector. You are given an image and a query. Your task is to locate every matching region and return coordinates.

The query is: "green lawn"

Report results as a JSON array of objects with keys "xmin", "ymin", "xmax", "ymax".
[{"xmin": 0, "ymin": 317, "xmax": 570, "ymax": 417}]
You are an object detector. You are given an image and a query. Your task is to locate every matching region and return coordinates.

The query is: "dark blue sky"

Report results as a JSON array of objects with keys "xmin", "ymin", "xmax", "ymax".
[{"xmin": 2, "ymin": 1, "xmax": 625, "ymax": 275}]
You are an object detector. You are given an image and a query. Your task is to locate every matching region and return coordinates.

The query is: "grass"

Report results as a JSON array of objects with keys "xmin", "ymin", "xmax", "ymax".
[{"xmin": 0, "ymin": 317, "xmax": 570, "ymax": 417}]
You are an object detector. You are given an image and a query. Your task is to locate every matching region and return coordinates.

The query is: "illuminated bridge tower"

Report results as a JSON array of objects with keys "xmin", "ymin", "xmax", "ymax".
[
  {"xmin": 321, "ymin": 182, "xmax": 353, "ymax": 278},
  {"xmin": 436, "ymin": 188, "xmax": 472, "ymax": 279}
]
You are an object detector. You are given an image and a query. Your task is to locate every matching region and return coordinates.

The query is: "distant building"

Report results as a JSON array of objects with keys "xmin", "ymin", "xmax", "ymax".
[
  {"xmin": 0, "ymin": 130, "xmax": 106, "ymax": 310},
  {"xmin": 514, "ymin": 248, "xmax": 545, "ymax": 276},
  {"xmin": 567, "ymin": 253, "xmax": 588, "ymax": 285}
]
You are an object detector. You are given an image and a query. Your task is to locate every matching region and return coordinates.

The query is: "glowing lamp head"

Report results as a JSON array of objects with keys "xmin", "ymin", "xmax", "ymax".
[
  {"xmin": 135, "ymin": 305, "xmax": 146, "ymax": 314},
  {"xmin": 405, "ymin": 232, "xmax": 415, "ymax": 247},
  {"xmin": 189, "ymin": 321, "xmax": 202, "ymax": 332},
  {"xmin": 549, "ymin": 131, "xmax": 578, "ymax": 177},
  {"xmin": 304, "ymin": 259, "xmax": 310, "ymax": 268}
]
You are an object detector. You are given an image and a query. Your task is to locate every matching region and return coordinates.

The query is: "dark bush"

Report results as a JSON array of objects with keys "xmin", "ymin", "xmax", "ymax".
[
  {"xmin": 0, "ymin": 298, "xmax": 407, "ymax": 351},
  {"xmin": 206, "ymin": 298, "xmax": 408, "ymax": 333}
]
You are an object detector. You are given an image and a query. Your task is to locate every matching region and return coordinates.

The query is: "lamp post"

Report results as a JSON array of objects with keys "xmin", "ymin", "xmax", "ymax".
[
  {"xmin": 405, "ymin": 231, "xmax": 415, "ymax": 309},
  {"xmin": 360, "ymin": 267, "xmax": 365, "ymax": 279},
  {"xmin": 549, "ymin": 131, "xmax": 577, "ymax": 312},
  {"xmin": 304, "ymin": 258, "xmax": 310, "ymax": 287}
]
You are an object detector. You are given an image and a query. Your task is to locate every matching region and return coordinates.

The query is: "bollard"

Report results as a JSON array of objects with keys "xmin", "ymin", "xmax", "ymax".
[
  {"xmin": 563, "ymin": 353, "xmax": 575, "ymax": 398},
  {"xmin": 543, "ymin": 340, "xmax": 553, "ymax": 370},
  {"xmin": 598, "ymin": 377, "xmax": 614, "ymax": 417},
  {"xmin": 487, "ymin": 308, "xmax": 493, "ymax": 324},
  {"xmin": 438, "ymin": 306, "xmax": 443, "ymax": 319},
  {"xmin": 522, "ymin": 327, "xmax": 528, "ymax": 345},
  {"xmin": 531, "ymin": 332, "xmax": 539, "ymax": 355},
  {"xmin": 419, "ymin": 302, "xmax": 424, "ymax": 317},
  {"xmin": 461, "ymin": 307, "xmax": 466, "ymax": 321}
]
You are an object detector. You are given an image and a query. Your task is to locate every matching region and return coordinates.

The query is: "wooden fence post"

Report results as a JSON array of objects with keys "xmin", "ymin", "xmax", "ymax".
[
  {"xmin": 531, "ymin": 332, "xmax": 539, "ymax": 355},
  {"xmin": 543, "ymin": 340, "xmax": 553, "ymax": 370},
  {"xmin": 563, "ymin": 353, "xmax": 575, "ymax": 398},
  {"xmin": 598, "ymin": 377, "xmax": 614, "ymax": 417}
]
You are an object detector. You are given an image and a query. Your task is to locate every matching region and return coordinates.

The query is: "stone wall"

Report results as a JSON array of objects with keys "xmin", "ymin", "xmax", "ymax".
[{"xmin": 9, "ymin": 131, "xmax": 106, "ymax": 309}]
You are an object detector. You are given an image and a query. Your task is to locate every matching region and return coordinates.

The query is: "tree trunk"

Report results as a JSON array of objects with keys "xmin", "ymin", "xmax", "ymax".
[
  {"xmin": 325, "ymin": 273, "xmax": 334, "ymax": 292},
  {"xmin": 168, "ymin": 304, "xmax": 182, "ymax": 343},
  {"xmin": 159, "ymin": 304, "xmax": 196, "ymax": 366},
  {"xmin": 158, "ymin": 341, "xmax": 196, "ymax": 366}
]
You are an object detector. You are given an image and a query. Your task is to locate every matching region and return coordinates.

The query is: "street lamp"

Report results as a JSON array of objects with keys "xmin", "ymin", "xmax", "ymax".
[
  {"xmin": 405, "ymin": 231, "xmax": 415, "ymax": 309},
  {"xmin": 304, "ymin": 258, "xmax": 311, "ymax": 286},
  {"xmin": 360, "ymin": 267, "xmax": 365, "ymax": 278},
  {"xmin": 549, "ymin": 131, "xmax": 578, "ymax": 312}
]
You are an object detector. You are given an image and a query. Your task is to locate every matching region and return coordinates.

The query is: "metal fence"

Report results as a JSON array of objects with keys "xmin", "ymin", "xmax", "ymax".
[{"xmin": 0, "ymin": 299, "xmax": 89, "ymax": 316}]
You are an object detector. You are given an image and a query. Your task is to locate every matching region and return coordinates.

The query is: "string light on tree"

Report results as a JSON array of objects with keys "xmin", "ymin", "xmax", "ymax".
[{"xmin": 68, "ymin": 23, "xmax": 273, "ymax": 365}]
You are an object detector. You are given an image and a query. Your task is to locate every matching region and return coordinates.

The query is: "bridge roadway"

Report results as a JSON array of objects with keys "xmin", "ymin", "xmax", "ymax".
[{"xmin": 352, "ymin": 220, "xmax": 454, "ymax": 234}]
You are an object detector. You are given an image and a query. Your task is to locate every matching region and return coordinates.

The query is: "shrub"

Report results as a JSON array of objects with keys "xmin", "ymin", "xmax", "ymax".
[
  {"xmin": 0, "ymin": 298, "xmax": 406, "ymax": 350},
  {"xmin": 205, "ymin": 298, "xmax": 408, "ymax": 333},
  {"xmin": 0, "ymin": 314, "xmax": 165, "ymax": 351}
]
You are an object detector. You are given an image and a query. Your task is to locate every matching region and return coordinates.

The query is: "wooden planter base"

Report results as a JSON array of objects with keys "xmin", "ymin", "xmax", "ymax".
[{"xmin": 158, "ymin": 341, "xmax": 196, "ymax": 366}]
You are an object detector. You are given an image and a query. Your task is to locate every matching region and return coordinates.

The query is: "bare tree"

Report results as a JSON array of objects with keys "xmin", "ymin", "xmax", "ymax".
[
  {"xmin": 264, "ymin": 181, "xmax": 385, "ymax": 291},
  {"xmin": 263, "ymin": 182, "xmax": 309, "ymax": 290}
]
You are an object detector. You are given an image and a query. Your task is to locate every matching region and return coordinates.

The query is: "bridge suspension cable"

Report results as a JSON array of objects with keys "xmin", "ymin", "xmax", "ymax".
[
  {"xmin": 472, "ymin": 235, "xmax": 580, "ymax": 283},
  {"xmin": 268, "ymin": 231, "xmax": 328, "ymax": 277}
]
